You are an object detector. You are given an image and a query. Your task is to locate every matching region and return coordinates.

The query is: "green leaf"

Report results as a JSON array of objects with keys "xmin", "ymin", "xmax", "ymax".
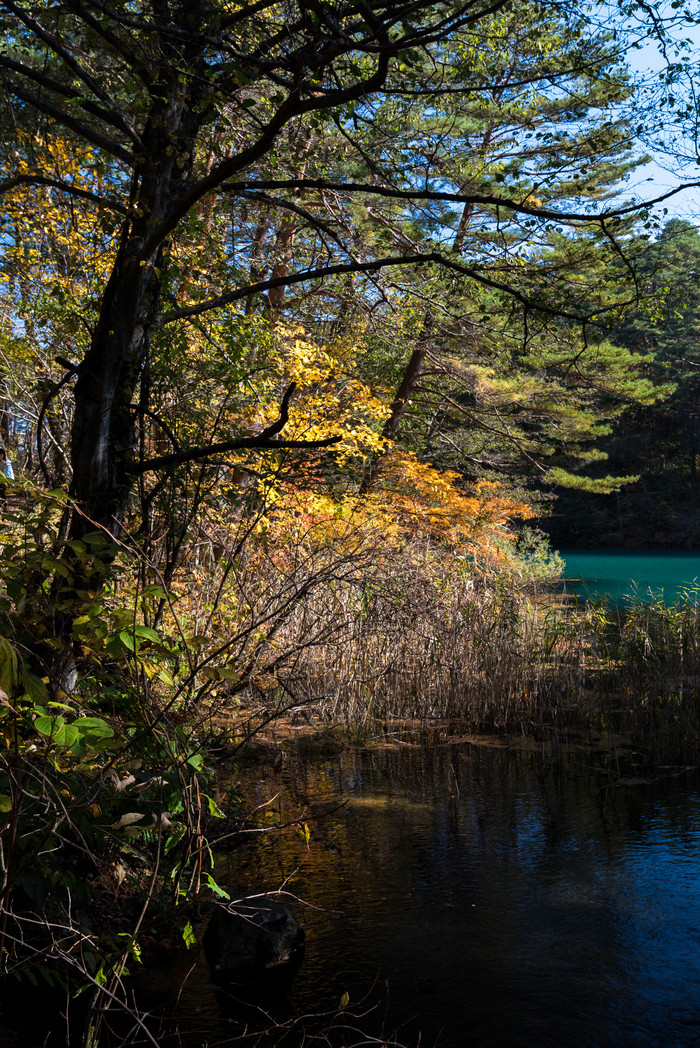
[
  {"xmin": 182, "ymin": 921, "xmax": 196, "ymax": 948},
  {"xmin": 76, "ymin": 717, "xmax": 114, "ymax": 739},
  {"xmin": 164, "ymin": 825, "xmax": 187, "ymax": 854},
  {"xmin": 22, "ymin": 671, "xmax": 48, "ymax": 705},
  {"xmin": 205, "ymin": 874, "xmax": 230, "ymax": 900},
  {"xmin": 117, "ymin": 934, "xmax": 142, "ymax": 963},
  {"xmin": 141, "ymin": 585, "xmax": 167, "ymax": 599},
  {"xmin": 118, "ymin": 631, "xmax": 136, "ymax": 652},
  {"xmin": 133, "ymin": 625, "xmax": 161, "ymax": 643},
  {"xmin": 0, "ymin": 794, "xmax": 13, "ymax": 812},
  {"xmin": 216, "ymin": 667, "xmax": 240, "ymax": 682},
  {"xmin": 34, "ymin": 714, "xmax": 65, "ymax": 737},
  {"xmin": 0, "ymin": 637, "xmax": 19, "ymax": 694},
  {"xmin": 54, "ymin": 724, "xmax": 81, "ymax": 749},
  {"xmin": 206, "ymin": 795, "xmax": 225, "ymax": 818}
]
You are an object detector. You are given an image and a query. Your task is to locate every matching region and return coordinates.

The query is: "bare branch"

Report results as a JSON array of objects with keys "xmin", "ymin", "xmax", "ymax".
[
  {"xmin": 0, "ymin": 174, "xmax": 126, "ymax": 213},
  {"xmin": 134, "ymin": 383, "xmax": 341, "ymax": 474},
  {"xmin": 239, "ymin": 189, "xmax": 347, "ymax": 248}
]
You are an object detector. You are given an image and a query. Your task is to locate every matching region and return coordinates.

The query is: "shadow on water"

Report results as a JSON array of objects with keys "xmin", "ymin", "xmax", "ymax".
[
  {"xmin": 206, "ymin": 744, "xmax": 700, "ymax": 1048},
  {"xmin": 9, "ymin": 744, "xmax": 700, "ymax": 1047}
]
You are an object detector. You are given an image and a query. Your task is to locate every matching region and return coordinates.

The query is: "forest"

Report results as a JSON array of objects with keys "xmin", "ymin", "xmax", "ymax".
[{"xmin": 1, "ymin": 0, "xmax": 700, "ymax": 1045}]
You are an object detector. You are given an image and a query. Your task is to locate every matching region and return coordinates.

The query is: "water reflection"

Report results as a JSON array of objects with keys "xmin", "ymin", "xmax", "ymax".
[{"xmin": 221, "ymin": 746, "xmax": 700, "ymax": 1048}]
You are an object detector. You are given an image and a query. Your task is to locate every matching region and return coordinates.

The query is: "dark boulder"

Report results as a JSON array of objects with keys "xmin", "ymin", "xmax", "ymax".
[{"xmin": 203, "ymin": 896, "xmax": 305, "ymax": 983}]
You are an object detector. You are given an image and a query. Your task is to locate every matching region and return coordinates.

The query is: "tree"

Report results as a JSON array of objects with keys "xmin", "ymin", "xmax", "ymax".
[
  {"xmin": 2, "ymin": 5, "xmax": 700, "ymax": 1027},
  {"xmin": 535, "ymin": 219, "xmax": 700, "ymax": 545},
  {"xmin": 612, "ymin": 219, "xmax": 700, "ymax": 495},
  {"xmin": 0, "ymin": 0, "xmax": 686, "ymax": 547}
]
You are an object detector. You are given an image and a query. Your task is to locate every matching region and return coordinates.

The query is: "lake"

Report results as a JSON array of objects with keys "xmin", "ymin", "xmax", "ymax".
[
  {"xmin": 559, "ymin": 548, "xmax": 700, "ymax": 603},
  {"xmin": 141, "ymin": 743, "xmax": 700, "ymax": 1048}
]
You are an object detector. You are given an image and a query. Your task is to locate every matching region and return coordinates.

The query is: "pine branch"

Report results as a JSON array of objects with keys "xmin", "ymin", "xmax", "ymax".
[{"xmin": 165, "ymin": 251, "xmax": 620, "ymax": 325}]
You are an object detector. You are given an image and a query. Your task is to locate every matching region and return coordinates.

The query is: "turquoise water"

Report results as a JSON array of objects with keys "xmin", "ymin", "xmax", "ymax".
[{"xmin": 560, "ymin": 548, "xmax": 700, "ymax": 603}]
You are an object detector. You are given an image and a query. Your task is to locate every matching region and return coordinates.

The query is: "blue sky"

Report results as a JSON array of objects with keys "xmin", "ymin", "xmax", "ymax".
[
  {"xmin": 622, "ymin": 11, "xmax": 700, "ymax": 221},
  {"xmin": 630, "ymin": 161, "xmax": 699, "ymax": 221}
]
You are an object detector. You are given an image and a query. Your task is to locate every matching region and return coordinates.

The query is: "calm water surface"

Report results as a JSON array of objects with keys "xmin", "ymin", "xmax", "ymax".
[
  {"xmin": 162, "ymin": 744, "xmax": 700, "ymax": 1048},
  {"xmin": 560, "ymin": 548, "xmax": 700, "ymax": 602}
]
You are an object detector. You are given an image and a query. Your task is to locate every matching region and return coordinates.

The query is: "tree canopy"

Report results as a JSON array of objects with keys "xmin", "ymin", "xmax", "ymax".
[{"xmin": 1, "ymin": 0, "xmax": 694, "ymax": 544}]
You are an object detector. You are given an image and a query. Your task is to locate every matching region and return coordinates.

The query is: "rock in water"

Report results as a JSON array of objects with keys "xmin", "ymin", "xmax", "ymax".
[{"xmin": 203, "ymin": 896, "xmax": 305, "ymax": 982}]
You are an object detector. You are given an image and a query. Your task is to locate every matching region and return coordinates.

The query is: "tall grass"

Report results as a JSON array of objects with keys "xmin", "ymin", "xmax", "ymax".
[
  {"xmin": 239, "ymin": 549, "xmax": 700, "ymax": 752},
  {"xmin": 153, "ymin": 500, "xmax": 700, "ymax": 754},
  {"xmin": 598, "ymin": 588, "xmax": 700, "ymax": 748}
]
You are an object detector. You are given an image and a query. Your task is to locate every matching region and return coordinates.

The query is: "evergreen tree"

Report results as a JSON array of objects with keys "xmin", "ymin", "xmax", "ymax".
[
  {"xmin": 0, "ymin": 0, "xmax": 689, "ymax": 578},
  {"xmin": 612, "ymin": 219, "xmax": 700, "ymax": 497},
  {"xmin": 543, "ymin": 219, "xmax": 700, "ymax": 545}
]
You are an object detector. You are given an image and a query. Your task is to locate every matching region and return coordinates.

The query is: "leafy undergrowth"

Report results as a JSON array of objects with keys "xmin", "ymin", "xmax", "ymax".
[{"xmin": 1, "ymin": 474, "xmax": 698, "ymax": 1044}]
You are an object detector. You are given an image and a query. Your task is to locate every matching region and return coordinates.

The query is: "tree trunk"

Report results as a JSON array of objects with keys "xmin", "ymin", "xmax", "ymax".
[
  {"xmin": 266, "ymin": 217, "xmax": 298, "ymax": 311},
  {"xmin": 70, "ymin": 230, "xmax": 163, "ymax": 537},
  {"xmin": 245, "ymin": 216, "xmax": 272, "ymax": 315},
  {"xmin": 37, "ymin": 372, "xmax": 69, "ymax": 485},
  {"xmin": 69, "ymin": 23, "xmax": 206, "ymax": 537},
  {"xmin": 265, "ymin": 137, "xmax": 312, "ymax": 312},
  {"xmin": 360, "ymin": 312, "xmax": 433, "ymax": 494}
]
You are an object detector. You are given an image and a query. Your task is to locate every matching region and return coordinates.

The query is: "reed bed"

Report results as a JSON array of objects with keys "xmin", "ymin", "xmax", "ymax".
[{"xmin": 234, "ymin": 546, "xmax": 700, "ymax": 752}]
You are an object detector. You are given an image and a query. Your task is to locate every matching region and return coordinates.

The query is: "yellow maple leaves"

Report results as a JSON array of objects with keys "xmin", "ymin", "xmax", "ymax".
[
  {"xmin": 174, "ymin": 318, "xmax": 537, "ymax": 566},
  {"xmin": 2, "ymin": 130, "xmax": 117, "ymax": 296}
]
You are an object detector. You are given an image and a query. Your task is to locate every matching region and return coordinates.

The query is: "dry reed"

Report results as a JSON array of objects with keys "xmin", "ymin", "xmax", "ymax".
[
  {"xmin": 229, "ymin": 552, "xmax": 700, "ymax": 752},
  {"xmin": 178, "ymin": 508, "xmax": 700, "ymax": 754}
]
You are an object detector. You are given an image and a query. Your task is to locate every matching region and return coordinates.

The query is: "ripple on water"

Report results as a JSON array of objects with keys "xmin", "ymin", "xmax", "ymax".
[{"xmin": 203, "ymin": 749, "xmax": 700, "ymax": 1048}]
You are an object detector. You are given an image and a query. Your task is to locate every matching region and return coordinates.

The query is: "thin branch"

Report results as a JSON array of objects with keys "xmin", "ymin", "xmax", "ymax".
[
  {"xmin": 0, "ymin": 174, "xmax": 126, "ymax": 213},
  {"xmin": 2, "ymin": 0, "xmax": 144, "ymax": 147},
  {"xmin": 165, "ymin": 251, "xmax": 613, "ymax": 326},
  {"xmin": 65, "ymin": 0, "xmax": 153, "ymax": 85},
  {"xmin": 420, "ymin": 388, "xmax": 548, "ymax": 472},
  {"xmin": 136, "ymin": 51, "xmax": 392, "ymax": 260},
  {"xmin": 134, "ymin": 383, "xmax": 341, "ymax": 474},
  {"xmin": 136, "ymin": 434, "xmax": 341, "ymax": 474},
  {"xmin": 36, "ymin": 367, "xmax": 76, "ymax": 486},
  {"xmin": 3, "ymin": 81, "xmax": 133, "ymax": 164},
  {"xmin": 239, "ymin": 189, "xmax": 347, "ymax": 248},
  {"xmin": 215, "ymin": 177, "xmax": 700, "ymax": 226}
]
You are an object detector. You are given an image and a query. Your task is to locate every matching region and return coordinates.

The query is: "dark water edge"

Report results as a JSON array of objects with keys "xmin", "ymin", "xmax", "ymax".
[
  {"xmin": 6, "ymin": 743, "xmax": 700, "ymax": 1048},
  {"xmin": 237, "ymin": 745, "xmax": 700, "ymax": 1048},
  {"xmin": 154, "ymin": 744, "xmax": 700, "ymax": 1048}
]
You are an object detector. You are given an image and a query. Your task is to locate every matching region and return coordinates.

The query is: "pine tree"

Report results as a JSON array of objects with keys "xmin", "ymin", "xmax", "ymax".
[{"xmin": 613, "ymin": 220, "xmax": 700, "ymax": 500}]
